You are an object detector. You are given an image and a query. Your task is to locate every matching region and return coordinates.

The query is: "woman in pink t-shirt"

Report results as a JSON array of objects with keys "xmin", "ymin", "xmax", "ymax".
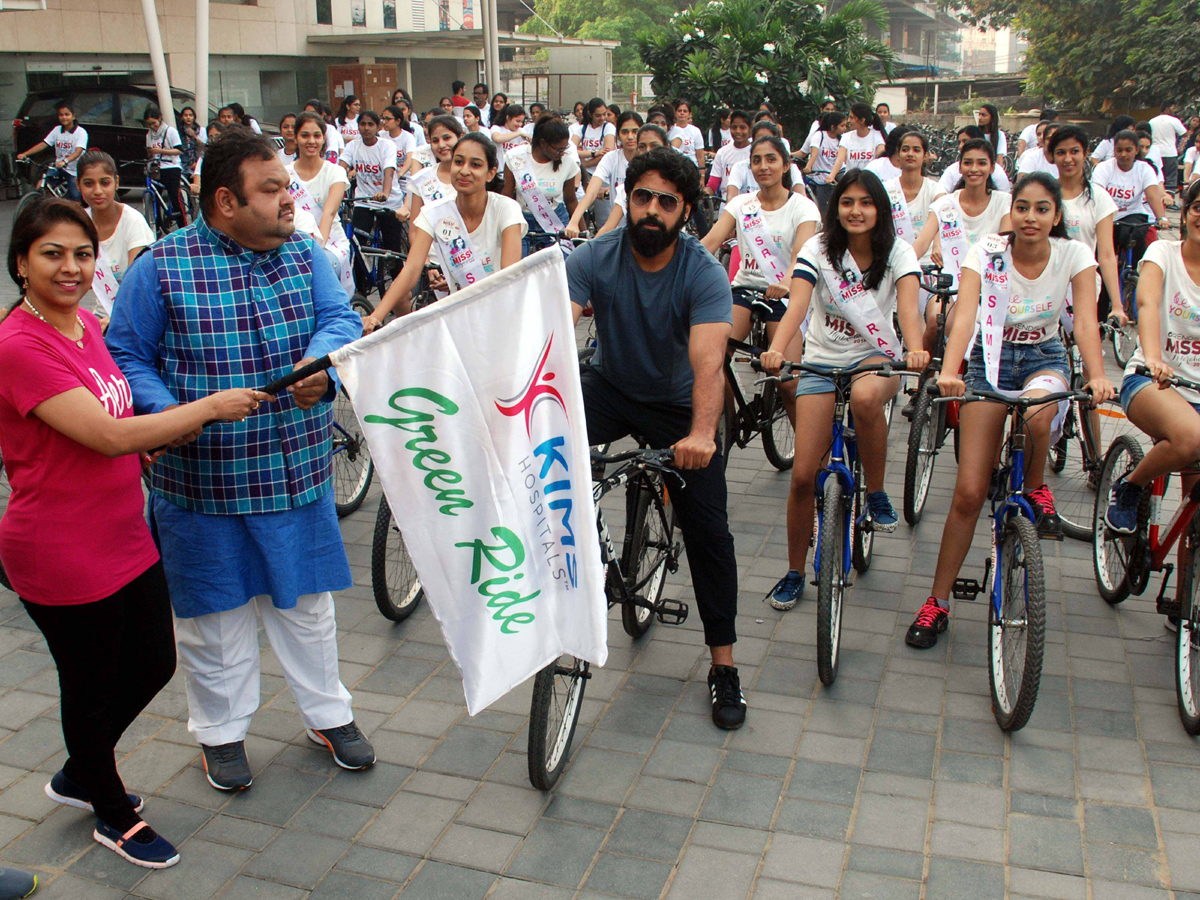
[{"xmin": 0, "ymin": 199, "xmax": 267, "ymax": 870}]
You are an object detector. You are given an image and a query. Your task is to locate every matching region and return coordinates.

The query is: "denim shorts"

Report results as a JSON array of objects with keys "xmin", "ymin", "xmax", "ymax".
[
  {"xmin": 1120, "ymin": 372, "xmax": 1200, "ymax": 416},
  {"xmin": 963, "ymin": 338, "xmax": 1069, "ymax": 395},
  {"xmin": 794, "ymin": 354, "xmax": 884, "ymax": 397},
  {"xmin": 732, "ymin": 287, "xmax": 786, "ymax": 323}
]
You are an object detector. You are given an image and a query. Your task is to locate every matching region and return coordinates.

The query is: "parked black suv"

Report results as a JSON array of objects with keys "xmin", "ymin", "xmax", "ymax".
[{"xmin": 13, "ymin": 84, "xmax": 215, "ymax": 188}]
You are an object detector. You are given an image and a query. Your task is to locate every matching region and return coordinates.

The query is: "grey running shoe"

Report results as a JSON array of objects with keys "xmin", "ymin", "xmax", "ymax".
[
  {"xmin": 307, "ymin": 722, "xmax": 376, "ymax": 770},
  {"xmin": 201, "ymin": 741, "xmax": 253, "ymax": 791}
]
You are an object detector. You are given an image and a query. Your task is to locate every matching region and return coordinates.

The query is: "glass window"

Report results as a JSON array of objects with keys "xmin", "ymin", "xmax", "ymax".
[
  {"xmin": 70, "ymin": 91, "xmax": 115, "ymax": 126},
  {"xmin": 383, "ymin": 0, "xmax": 396, "ymax": 28},
  {"xmin": 117, "ymin": 92, "xmax": 156, "ymax": 126},
  {"xmin": 315, "ymin": 0, "xmax": 331, "ymax": 23}
]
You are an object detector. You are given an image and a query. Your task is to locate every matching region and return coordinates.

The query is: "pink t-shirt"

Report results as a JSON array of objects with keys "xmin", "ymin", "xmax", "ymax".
[{"xmin": 0, "ymin": 308, "xmax": 159, "ymax": 605}]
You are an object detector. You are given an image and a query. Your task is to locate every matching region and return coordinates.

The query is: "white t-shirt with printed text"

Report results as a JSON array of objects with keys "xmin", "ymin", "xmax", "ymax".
[
  {"xmin": 725, "ymin": 191, "xmax": 820, "ymax": 290},
  {"xmin": 932, "ymin": 190, "xmax": 1013, "ymax": 249},
  {"xmin": 1128, "ymin": 240, "xmax": 1200, "ymax": 403},
  {"xmin": 792, "ymin": 235, "xmax": 921, "ymax": 366},
  {"xmin": 340, "ymin": 137, "xmax": 401, "ymax": 209},
  {"xmin": 1062, "ymin": 186, "xmax": 1119, "ymax": 254},
  {"xmin": 43, "ymin": 125, "xmax": 88, "ymax": 176},
  {"xmin": 838, "ymin": 129, "xmax": 885, "ymax": 167},
  {"xmin": 710, "ymin": 143, "xmax": 750, "ymax": 193},
  {"xmin": 1092, "ymin": 158, "xmax": 1160, "ymax": 221},
  {"xmin": 88, "ymin": 204, "xmax": 154, "ymax": 283},
  {"xmin": 668, "ymin": 124, "xmax": 705, "ymax": 161},
  {"xmin": 146, "ymin": 123, "xmax": 182, "ymax": 170},
  {"xmin": 414, "ymin": 192, "xmax": 528, "ymax": 283},
  {"xmin": 962, "ymin": 235, "xmax": 1095, "ymax": 344}
]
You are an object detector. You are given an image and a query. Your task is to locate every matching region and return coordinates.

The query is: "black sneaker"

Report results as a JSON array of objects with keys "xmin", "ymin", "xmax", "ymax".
[
  {"xmin": 708, "ymin": 666, "xmax": 746, "ymax": 730},
  {"xmin": 307, "ymin": 722, "xmax": 376, "ymax": 770},
  {"xmin": 1028, "ymin": 483, "xmax": 1062, "ymax": 539},
  {"xmin": 93, "ymin": 820, "xmax": 179, "ymax": 869},
  {"xmin": 0, "ymin": 868, "xmax": 37, "ymax": 899},
  {"xmin": 905, "ymin": 597, "xmax": 949, "ymax": 649},
  {"xmin": 45, "ymin": 768, "xmax": 144, "ymax": 814},
  {"xmin": 200, "ymin": 741, "xmax": 252, "ymax": 791}
]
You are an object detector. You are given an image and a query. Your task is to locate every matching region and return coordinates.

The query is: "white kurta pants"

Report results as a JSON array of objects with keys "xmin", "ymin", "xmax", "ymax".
[{"xmin": 174, "ymin": 591, "xmax": 354, "ymax": 746}]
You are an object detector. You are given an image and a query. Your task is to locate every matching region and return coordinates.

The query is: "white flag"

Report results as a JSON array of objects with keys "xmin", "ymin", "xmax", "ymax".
[{"xmin": 331, "ymin": 249, "xmax": 607, "ymax": 714}]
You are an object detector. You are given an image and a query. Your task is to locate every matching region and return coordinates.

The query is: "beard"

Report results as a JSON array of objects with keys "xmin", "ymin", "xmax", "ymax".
[{"xmin": 628, "ymin": 213, "xmax": 684, "ymax": 257}]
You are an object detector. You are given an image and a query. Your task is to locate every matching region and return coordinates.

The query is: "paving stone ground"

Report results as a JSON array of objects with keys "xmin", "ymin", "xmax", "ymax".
[{"xmin": 1, "ymin": 200, "xmax": 1198, "ymax": 898}]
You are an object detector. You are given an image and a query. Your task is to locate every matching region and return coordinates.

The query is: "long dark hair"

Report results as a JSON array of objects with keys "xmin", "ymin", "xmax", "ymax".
[
  {"xmin": 1181, "ymin": 178, "xmax": 1200, "ymax": 238},
  {"xmin": 820, "ymin": 110, "xmax": 847, "ymax": 136},
  {"xmin": 583, "ymin": 97, "xmax": 608, "ymax": 134},
  {"xmin": 8, "ymin": 198, "xmax": 99, "ymax": 310},
  {"xmin": 881, "ymin": 124, "xmax": 913, "ymax": 159},
  {"xmin": 709, "ymin": 107, "xmax": 731, "ymax": 152},
  {"xmin": 1008, "ymin": 172, "xmax": 1070, "ymax": 242},
  {"xmin": 1106, "ymin": 115, "xmax": 1136, "ymax": 140},
  {"xmin": 749, "ymin": 136, "xmax": 793, "ymax": 190},
  {"xmin": 384, "ymin": 105, "xmax": 412, "ymax": 134},
  {"xmin": 952, "ymin": 137, "xmax": 998, "ymax": 193},
  {"xmin": 821, "ymin": 169, "xmax": 894, "ymax": 292},
  {"xmin": 1047, "ymin": 125, "xmax": 1093, "ymax": 199},
  {"xmin": 498, "ymin": 104, "xmax": 527, "ymax": 128},
  {"xmin": 979, "ymin": 104, "xmax": 1002, "ymax": 150},
  {"xmin": 293, "ymin": 112, "xmax": 327, "ymax": 153},
  {"xmin": 848, "ymin": 102, "xmax": 882, "ymax": 133}
]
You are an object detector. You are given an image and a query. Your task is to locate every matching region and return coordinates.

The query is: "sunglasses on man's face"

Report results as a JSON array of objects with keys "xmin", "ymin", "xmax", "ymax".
[{"xmin": 630, "ymin": 187, "xmax": 681, "ymax": 214}]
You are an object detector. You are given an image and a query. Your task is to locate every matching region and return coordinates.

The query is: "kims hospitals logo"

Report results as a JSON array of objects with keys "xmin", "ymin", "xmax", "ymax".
[{"xmin": 495, "ymin": 333, "xmax": 568, "ymax": 438}]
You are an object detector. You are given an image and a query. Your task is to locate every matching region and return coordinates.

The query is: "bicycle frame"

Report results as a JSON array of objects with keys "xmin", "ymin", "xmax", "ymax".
[
  {"xmin": 814, "ymin": 397, "xmax": 857, "ymax": 583},
  {"xmin": 1147, "ymin": 475, "xmax": 1200, "ymax": 571}
]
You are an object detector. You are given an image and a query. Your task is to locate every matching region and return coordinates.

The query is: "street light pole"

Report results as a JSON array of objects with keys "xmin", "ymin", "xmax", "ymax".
[{"xmin": 139, "ymin": 0, "xmax": 176, "ymax": 127}]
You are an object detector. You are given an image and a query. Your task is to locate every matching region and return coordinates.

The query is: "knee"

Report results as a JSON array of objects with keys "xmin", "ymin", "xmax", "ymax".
[
  {"xmin": 1173, "ymin": 423, "xmax": 1200, "ymax": 461},
  {"xmin": 850, "ymin": 392, "xmax": 884, "ymax": 423},
  {"xmin": 951, "ymin": 482, "xmax": 987, "ymax": 518},
  {"xmin": 789, "ymin": 465, "xmax": 818, "ymax": 496}
]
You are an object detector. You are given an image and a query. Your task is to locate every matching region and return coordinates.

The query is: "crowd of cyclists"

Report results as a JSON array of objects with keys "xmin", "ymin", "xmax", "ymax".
[{"xmin": 5, "ymin": 76, "xmax": 1200, "ymax": 882}]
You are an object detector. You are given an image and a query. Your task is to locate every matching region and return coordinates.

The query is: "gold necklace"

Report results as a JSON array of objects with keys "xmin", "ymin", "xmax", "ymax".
[{"xmin": 24, "ymin": 299, "xmax": 85, "ymax": 347}]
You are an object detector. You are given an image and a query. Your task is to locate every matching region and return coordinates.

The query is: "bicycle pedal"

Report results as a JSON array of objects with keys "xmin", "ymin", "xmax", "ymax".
[
  {"xmin": 1157, "ymin": 597, "xmax": 1183, "ymax": 619},
  {"xmin": 952, "ymin": 577, "xmax": 982, "ymax": 600},
  {"xmin": 667, "ymin": 547, "xmax": 682, "ymax": 574},
  {"xmin": 655, "ymin": 598, "xmax": 688, "ymax": 625}
]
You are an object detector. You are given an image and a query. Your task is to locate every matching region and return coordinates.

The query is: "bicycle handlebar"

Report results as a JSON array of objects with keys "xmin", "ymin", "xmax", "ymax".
[
  {"xmin": 591, "ymin": 448, "xmax": 675, "ymax": 466},
  {"xmin": 1133, "ymin": 365, "xmax": 1200, "ymax": 394},
  {"xmin": 933, "ymin": 386, "xmax": 1091, "ymax": 408},
  {"xmin": 754, "ymin": 359, "xmax": 922, "ymax": 380}
]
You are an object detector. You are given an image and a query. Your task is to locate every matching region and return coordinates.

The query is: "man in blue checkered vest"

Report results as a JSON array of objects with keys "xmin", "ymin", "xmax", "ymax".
[{"xmin": 108, "ymin": 127, "xmax": 374, "ymax": 791}]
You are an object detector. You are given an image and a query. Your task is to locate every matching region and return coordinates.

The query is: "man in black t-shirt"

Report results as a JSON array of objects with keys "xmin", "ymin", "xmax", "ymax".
[{"xmin": 566, "ymin": 148, "xmax": 745, "ymax": 730}]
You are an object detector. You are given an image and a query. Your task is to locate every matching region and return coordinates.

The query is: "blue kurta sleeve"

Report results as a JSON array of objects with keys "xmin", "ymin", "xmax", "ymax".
[
  {"xmin": 105, "ymin": 251, "xmax": 178, "ymax": 414},
  {"xmin": 302, "ymin": 238, "xmax": 361, "ymax": 399}
]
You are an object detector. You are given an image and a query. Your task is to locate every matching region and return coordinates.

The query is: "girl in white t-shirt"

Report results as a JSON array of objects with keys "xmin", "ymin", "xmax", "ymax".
[
  {"xmin": 759, "ymin": 170, "xmax": 929, "ymax": 610},
  {"xmin": 976, "ymin": 103, "xmax": 1008, "ymax": 159},
  {"xmin": 702, "ymin": 134, "xmax": 820, "ymax": 338},
  {"xmin": 668, "ymin": 100, "xmax": 706, "ymax": 170},
  {"xmin": 826, "ymin": 102, "xmax": 885, "ymax": 184},
  {"xmin": 907, "ymin": 173, "xmax": 1113, "ymax": 649},
  {"xmin": 404, "ymin": 116, "xmax": 464, "ymax": 226},
  {"xmin": 574, "ymin": 98, "xmax": 617, "ymax": 177},
  {"xmin": 567, "ymin": 110, "xmax": 641, "ymax": 238},
  {"xmin": 489, "ymin": 104, "xmax": 530, "ymax": 181},
  {"xmin": 364, "ymin": 134, "xmax": 527, "ymax": 331},
  {"xmin": 1106, "ymin": 182, "xmax": 1200, "ymax": 539},
  {"xmin": 290, "ymin": 112, "xmax": 350, "ymax": 249},
  {"xmin": 77, "ymin": 151, "xmax": 155, "ymax": 288},
  {"xmin": 1093, "ymin": 131, "xmax": 1170, "ymax": 226},
  {"xmin": 706, "ymin": 110, "xmax": 752, "ymax": 200},
  {"xmin": 502, "ymin": 117, "xmax": 580, "ymax": 255},
  {"xmin": 1050, "ymin": 125, "xmax": 1123, "ymax": 318},
  {"xmin": 914, "ymin": 138, "xmax": 1013, "ymax": 285},
  {"xmin": 336, "ymin": 95, "xmax": 361, "ymax": 143},
  {"xmin": 381, "ymin": 105, "xmax": 419, "ymax": 211},
  {"xmin": 338, "ymin": 111, "xmax": 404, "ymax": 252}
]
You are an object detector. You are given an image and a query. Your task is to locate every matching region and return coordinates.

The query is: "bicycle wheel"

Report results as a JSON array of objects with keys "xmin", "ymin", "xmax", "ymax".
[
  {"xmin": 370, "ymin": 495, "xmax": 424, "ymax": 621},
  {"xmin": 332, "ymin": 387, "xmax": 374, "ymax": 516},
  {"xmin": 1092, "ymin": 434, "xmax": 1145, "ymax": 605},
  {"xmin": 0, "ymin": 453, "xmax": 9, "ymax": 591},
  {"xmin": 620, "ymin": 474, "xmax": 673, "ymax": 639},
  {"xmin": 12, "ymin": 191, "xmax": 41, "ymax": 229},
  {"xmin": 142, "ymin": 189, "xmax": 158, "ymax": 238},
  {"xmin": 760, "ymin": 380, "xmax": 795, "ymax": 470},
  {"xmin": 903, "ymin": 385, "xmax": 938, "ymax": 525},
  {"xmin": 989, "ymin": 515, "xmax": 1045, "ymax": 732},
  {"xmin": 1113, "ymin": 280, "xmax": 1139, "ymax": 367},
  {"xmin": 1176, "ymin": 512, "xmax": 1200, "ymax": 735},
  {"xmin": 1054, "ymin": 399, "xmax": 1139, "ymax": 543},
  {"xmin": 851, "ymin": 459, "xmax": 872, "ymax": 573},
  {"xmin": 527, "ymin": 655, "xmax": 588, "ymax": 790},
  {"xmin": 816, "ymin": 478, "xmax": 847, "ymax": 686},
  {"xmin": 350, "ymin": 293, "xmax": 374, "ymax": 321},
  {"xmin": 1049, "ymin": 430, "xmax": 1069, "ymax": 474}
]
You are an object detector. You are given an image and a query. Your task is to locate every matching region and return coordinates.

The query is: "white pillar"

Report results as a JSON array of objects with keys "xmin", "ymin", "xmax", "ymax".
[
  {"xmin": 933, "ymin": 83, "xmax": 940, "ymax": 116},
  {"xmin": 139, "ymin": 0, "xmax": 176, "ymax": 128},
  {"xmin": 479, "ymin": 0, "xmax": 492, "ymax": 96},
  {"xmin": 195, "ymin": 0, "xmax": 209, "ymax": 122},
  {"xmin": 488, "ymin": 0, "xmax": 500, "ymax": 95}
]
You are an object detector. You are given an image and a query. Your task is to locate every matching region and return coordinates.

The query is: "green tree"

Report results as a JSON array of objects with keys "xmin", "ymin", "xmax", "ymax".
[
  {"xmin": 635, "ymin": 0, "xmax": 895, "ymax": 137},
  {"xmin": 1125, "ymin": 0, "xmax": 1200, "ymax": 107},
  {"xmin": 519, "ymin": 0, "xmax": 682, "ymax": 72}
]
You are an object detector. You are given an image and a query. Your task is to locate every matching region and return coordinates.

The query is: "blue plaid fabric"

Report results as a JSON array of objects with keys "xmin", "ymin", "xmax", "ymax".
[{"xmin": 108, "ymin": 217, "xmax": 361, "ymax": 515}]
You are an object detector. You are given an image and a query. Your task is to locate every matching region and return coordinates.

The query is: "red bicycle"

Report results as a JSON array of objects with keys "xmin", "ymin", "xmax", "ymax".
[{"xmin": 1092, "ymin": 367, "xmax": 1200, "ymax": 733}]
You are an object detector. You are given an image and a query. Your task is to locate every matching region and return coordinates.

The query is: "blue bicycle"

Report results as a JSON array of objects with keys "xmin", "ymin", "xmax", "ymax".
[
  {"xmin": 1111, "ymin": 220, "xmax": 1152, "ymax": 368},
  {"xmin": 940, "ymin": 384, "xmax": 1089, "ymax": 731},
  {"xmin": 763, "ymin": 359, "xmax": 913, "ymax": 685}
]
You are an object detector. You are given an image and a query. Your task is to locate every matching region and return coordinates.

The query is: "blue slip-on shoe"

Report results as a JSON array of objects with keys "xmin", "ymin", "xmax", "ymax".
[
  {"xmin": 866, "ymin": 491, "xmax": 899, "ymax": 533},
  {"xmin": 45, "ymin": 769, "xmax": 143, "ymax": 814},
  {"xmin": 93, "ymin": 820, "xmax": 179, "ymax": 869},
  {"xmin": 766, "ymin": 569, "xmax": 805, "ymax": 611}
]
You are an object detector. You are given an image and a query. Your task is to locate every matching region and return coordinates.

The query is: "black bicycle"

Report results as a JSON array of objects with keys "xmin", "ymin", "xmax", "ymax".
[
  {"xmin": 370, "ymin": 494, "xmax": 424, "ymax": 621},
  {"xmin": 528, "ymin": 447, "xmax": 682, "ymax": 790},
  {"xmin": 722, "ymin": 323, "xmax": 796, "ymax": 471},
  {"xmin": 331, "ymin": 385, "xmax": 373, "ymax": 517},
  {"xmin": 903, "ymin": 266, "xmax": 957, "ymax": 525},
  {"xmin": 13, "ymin": 158, "xmax": 71, "ymax": 226},
  {"xmin": 1111, "ymin": 221, "xmax": 1151, "ymax": 368}
]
